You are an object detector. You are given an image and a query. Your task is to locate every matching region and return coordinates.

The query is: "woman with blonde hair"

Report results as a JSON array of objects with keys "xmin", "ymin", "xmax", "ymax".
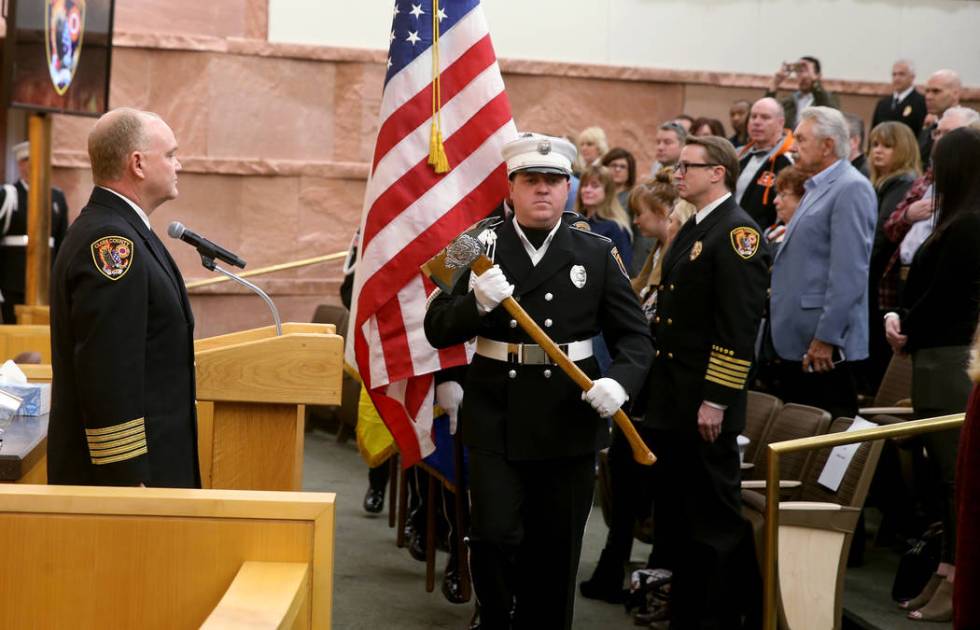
[
  {"xmin": 865, "ymin": 121, "xmax": 923, "ymax": 392},
  {"xmin": 576, "ymin": 126, "xmax": 609, "ymax": 174},
  {"xmin": 576, "ymin": 165, "xmax": 633, "ymax": 269}
]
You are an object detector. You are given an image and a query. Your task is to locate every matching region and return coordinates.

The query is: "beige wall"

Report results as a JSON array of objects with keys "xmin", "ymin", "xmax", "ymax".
[{"xmin": 21, "ymin": 1, "xmax": 979, "ymax": 337}]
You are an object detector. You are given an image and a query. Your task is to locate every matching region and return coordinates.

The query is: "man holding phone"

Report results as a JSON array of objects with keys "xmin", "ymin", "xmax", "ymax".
[{"xmin": 766, "ymin": 56, "xmax": 840, "ymax": 128}]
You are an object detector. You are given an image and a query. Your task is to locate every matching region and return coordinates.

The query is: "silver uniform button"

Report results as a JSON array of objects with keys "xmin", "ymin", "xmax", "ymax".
[
  {"xmin": 509, "ymin": 319, "xmax": 518, "ymax": 328},
  {"xmin": 543, "ymin": 369, "xmax": 552, "ymax": 378},
  {"xmin": 544, "ymin": 292, "xmax": 554, "ymax": 301},
  {"xmin": 508, "ymin": 369, "xmax": 517, "ymax": 379},
  {"xmin": 544, "ymin": 318, "xmax": 553, "ymax": 328}
]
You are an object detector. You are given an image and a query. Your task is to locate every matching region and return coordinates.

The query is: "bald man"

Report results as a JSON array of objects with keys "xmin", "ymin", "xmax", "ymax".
[
  {"xmin": 735, "ymin": 97, "xmax": 795, "ymax": 227},
  {"xmin": 919, "ymin": 69, "xmax": 962, "ymax": 164},
  {"xmin": 48, "ymin": 108, "xmax": 199, "ymax": 487},
  {"xmin": 872, "ymin": 60, "xmax": 927, "ymax": 135}
]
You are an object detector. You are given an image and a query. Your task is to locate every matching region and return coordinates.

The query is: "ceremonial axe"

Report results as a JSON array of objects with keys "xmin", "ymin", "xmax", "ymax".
[{"xmin": 422, "ymin": 233, "xmax": 656, "ymax": 466}]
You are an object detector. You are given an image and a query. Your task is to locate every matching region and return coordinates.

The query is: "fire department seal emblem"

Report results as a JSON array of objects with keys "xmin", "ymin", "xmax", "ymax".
[
  {"xmin": 729, "ymin": 226, "xmax": 760, "ymax": 260},
  {"xmin": 45, "ymin": 0, "xmax": 86, "ymax": 96},
  {"xmin": 91, "ymin": 236, "xmax": 134, "ymax": 281}
]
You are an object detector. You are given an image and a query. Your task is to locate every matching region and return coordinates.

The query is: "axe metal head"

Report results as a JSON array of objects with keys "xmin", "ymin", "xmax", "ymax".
[{"xmin": 420, "ymin": 217, "xmax": 499, "ymax": 292}]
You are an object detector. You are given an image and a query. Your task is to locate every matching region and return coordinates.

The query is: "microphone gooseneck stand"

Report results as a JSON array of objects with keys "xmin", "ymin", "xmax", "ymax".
[{"xmin": 199, "ymin": 254, "xmax": 282, "ymax": 337}]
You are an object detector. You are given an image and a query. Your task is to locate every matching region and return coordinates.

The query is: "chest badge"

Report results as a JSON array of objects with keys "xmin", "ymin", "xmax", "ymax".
[
  {"xmin": 690, "ymin": 240, "xmax": 703, "ymax": 261},
  {"xmin": 756, "ymin": 171, "xmax": 775, "ymax": 187},
  {"xmin": 903, "ymin": 105, "xmax": 912, "ymax": 117},
  {"xmin": 91, "ymin": 235, "xmax": 134, "ymax": 281},
  {"xmin": 570, "ymin": 265, "xmax": 587, "ymax": 288}
]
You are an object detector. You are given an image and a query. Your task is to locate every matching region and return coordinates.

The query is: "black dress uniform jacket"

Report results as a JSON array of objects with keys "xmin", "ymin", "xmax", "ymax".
[
  {"xmin": 424, "ymin": 218, "xmax": 652, "ymax": 460},
  {"xmin": 872, "ymin": 89, "xmax": 927, "ymax": 137},
  {"xmin": 737, "ymin": 149, "xmax": 793, "ymax": 229},
  {"xmin": 645, "ymin": 195, "xmax": 770, "ymax": 433},
  {"xmin": 0, "ymin": 181, "xmax": 69, "ymax": 322},
  {"xmin": 48, "ymin": 187, "xmax": 199, "ymax": 487}
]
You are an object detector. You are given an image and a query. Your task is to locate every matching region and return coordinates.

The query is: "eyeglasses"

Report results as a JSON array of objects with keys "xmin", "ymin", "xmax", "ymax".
[{"xmin": 675, "ymin": 162, "xmax": 721, "ymax": 174}]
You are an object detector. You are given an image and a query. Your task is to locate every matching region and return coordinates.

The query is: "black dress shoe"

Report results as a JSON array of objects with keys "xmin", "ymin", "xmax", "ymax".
[
  {"xmin": 441, "ymin": 564, "xmax": 467, "ymax": 604},
  {"xmin": 363, "ymin": 488, "xmax": 385, "ymax": 514},
  {"xmin": 408, "ymin": 528, "xmax": 427, "ymax": 562}
]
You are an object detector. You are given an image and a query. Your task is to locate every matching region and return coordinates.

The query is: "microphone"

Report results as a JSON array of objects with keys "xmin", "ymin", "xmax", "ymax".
[{"xmin": 167, "ymin": 221, "xmax": 246, "ymax": 269}]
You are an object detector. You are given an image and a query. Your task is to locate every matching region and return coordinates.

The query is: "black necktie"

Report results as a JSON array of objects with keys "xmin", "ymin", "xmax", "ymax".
[{"xmin": 892, "ymin": 96, "xmax": 900, "ymax": 112}]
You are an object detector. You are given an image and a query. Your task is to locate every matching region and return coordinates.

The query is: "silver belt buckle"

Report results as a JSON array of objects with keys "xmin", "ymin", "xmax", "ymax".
[{"xmin": 523, "ymin": 345, "xmax": 549, "ymax": 365}]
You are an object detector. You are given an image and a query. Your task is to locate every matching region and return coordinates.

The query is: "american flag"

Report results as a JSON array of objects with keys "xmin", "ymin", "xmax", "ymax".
[{"xmin": 346, "ymin": 0, "xmax": 516, "ymax": 466}]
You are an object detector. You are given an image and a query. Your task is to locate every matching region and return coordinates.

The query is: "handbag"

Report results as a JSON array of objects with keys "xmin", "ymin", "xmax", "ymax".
[{"xmin": 891, "ymin": 522, "xmax": 943, "ymax": 602}]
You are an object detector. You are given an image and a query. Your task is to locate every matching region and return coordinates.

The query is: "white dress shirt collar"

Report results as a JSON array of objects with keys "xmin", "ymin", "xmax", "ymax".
[
  {"xmin": 893, "ymin": 86, "xmax": 915, "ymax": 103},
  {"xmin": 695, "ymin": 192, "xmax": 732, "ymax": 224},
  {"xmin": 99, "ymin": 186, "xmax": 152, "ymax": 230},
  {"xmin": 512, "ymin": 217, "xmax": 561, "ymax": 266}
]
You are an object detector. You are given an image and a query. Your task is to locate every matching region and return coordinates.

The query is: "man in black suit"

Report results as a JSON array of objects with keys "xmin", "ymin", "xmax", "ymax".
[
  {"xmin": 736, "ymin": 97, "xmax": 794, "ymax": 228},
  {"xmin": 0, "ymin": 141, "xmax": 69, "ymax": 323},
  {"xmin": 424, "ymin": 132, "xmax": 652, "ymax": 630},
  {"xmin": 48, "ymin": 108, "xmax": 199, "ymax": 488},
  {"xmin": 919, "ymin": 69, "xmax": 962, "ymax": 166},
  {"xmin": 872, "ymin": 60, "xmax": 927, "ymax": 136},
  {"xmin": 646, "ymin": 135, "xmax": 770, "ymax": 628}
]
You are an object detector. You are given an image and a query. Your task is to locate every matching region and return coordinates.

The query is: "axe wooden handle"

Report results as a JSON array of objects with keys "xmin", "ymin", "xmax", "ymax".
[{"xmin": 471, "ymin": 256, "xmax": 656, "ymax": 466}]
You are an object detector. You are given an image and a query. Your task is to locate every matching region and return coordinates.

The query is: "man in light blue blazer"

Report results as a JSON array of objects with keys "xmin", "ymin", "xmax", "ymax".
[{"xmin": 769, "ymin": 106, "xmax": 877, "ymax": 419}]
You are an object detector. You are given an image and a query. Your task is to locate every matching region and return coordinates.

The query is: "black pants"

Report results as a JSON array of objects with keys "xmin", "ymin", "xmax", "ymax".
[
  {"xmin": 650, "ymin": 429, "xmax": 760, "ymax": 630},
  {"xmin": 1, "ymin": 289, "xmax": 23, "ymax": 324},
  {"xmin": 774, "ymin": 360, "xmax": 859, "ymax": 420},
  {"xmin": 919, "ymin": 419, "xmax": 961, "ymax": 563},
  {"xmin": 468, "ymin": 449, "xmax": 595, "ymax": 630}
]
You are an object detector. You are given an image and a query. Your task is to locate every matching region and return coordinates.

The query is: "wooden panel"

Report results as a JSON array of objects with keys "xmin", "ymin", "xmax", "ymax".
[
  {"xmin": 19, "ymin": 363, "xmax": 52, "ymax": 383},
  {"xmin": 16, "ymin": 452, "xmax": 46, "ymax": 484},
  {"xmin": 0, "ymin": 325, "xmax": 51, "ymax": 363},
  {"xmin": 778, "ymin": 525, "xmax": 844, "ymax": 630},
  {"xmin": 211, "ymin": 402, "xmax": 304, "ymax": 491},
  {"xmin": 14, "ymin": 304, "xmax": 50, "ymax": 325},
  {"xmin": 194, "ymin": 323, "xmax": 335, "ymax": 353},
  {"xmin": 201, "ymin": 561, "xmax": 310, "ymax": 629},
  {"xmin": 196, "ymin": 333, "xmax": 342, "ymax": 406},
  {"xmin": 197, "ymin": 400, "xmax": 215, "ymax": 488},
  {"xmin": 0, "ymin": 514, "xmax": 313, "ymax": 630}
]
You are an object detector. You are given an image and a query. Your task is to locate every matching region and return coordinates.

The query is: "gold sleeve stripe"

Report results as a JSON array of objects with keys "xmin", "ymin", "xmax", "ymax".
[
  {"xmin": 706, "ymin": 374, "xmax": 746, "ymax": 390},
  {"xmin": 86, "ymin": 425, "xmax": 144, "ymax": 445},
  {"xmin": 85, "ymin": 417, "xmax": 145, "ymax": 437},
  {"xmin": 92, "ymin": 446, "xmax": 148, "ymax": 466},
  {"xmin": 89, "ymin": 439, "xmax": 147, "ymax": 459},
  {"xmin": 709, "ymin": 351, "xmax": 751, "ymax": 367},
  {"xmin": 89, "ymin": 434, "xmax": 146, "ymax": 454},
  {"xmin": 705, "ymin": 369, "xmax": 746, "ymax": 387},
  {"xmin": 707, "ymin": 358, "xmax": 750, "ymax": 377}
]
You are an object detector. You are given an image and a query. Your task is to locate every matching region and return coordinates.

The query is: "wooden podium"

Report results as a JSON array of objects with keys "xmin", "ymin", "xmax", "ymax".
[{"xmin": 194, "ymin": 323, "xmax": 343, "ymax": 491}]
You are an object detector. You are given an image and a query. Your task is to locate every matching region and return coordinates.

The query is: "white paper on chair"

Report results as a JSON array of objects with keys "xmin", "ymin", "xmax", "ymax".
[{"xmin": 817, "ymin": 416, "xmax": 878, "ymax": 492}]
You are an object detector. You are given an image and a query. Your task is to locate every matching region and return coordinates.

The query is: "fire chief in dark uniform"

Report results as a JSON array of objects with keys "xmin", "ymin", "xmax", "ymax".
[
  {"xmin": 0, "ymin": 141, "xmax": 69, "ymax": 323},
  {"xmin": 644, "ymin": 136, "xmax": 769, "ymax": 628},
  {"xmin": 424, "ymin": 133, "xmax": 652, "ymax": 629},
  {"xmin": 48, "ymin": 108, "xmax": 199, "ymax": 488}
]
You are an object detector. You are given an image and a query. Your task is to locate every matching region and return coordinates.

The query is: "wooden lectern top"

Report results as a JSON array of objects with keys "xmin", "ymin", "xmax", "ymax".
[{"xmin": 195, "ymin": 323, "xmax": 343, "ymax": 407}]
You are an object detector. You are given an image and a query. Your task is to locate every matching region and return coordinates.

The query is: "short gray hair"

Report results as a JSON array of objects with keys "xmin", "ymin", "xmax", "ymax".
[
  {"xmin": 894, "ymin": 59, "xmax": 916, "ymax": 75},
  {"xmin": 941, "ymin": 106, "xmax": 980, "ymax": 127},
  {"xmin": 843, "ymin": 112, "xmax": 865, "ymax": 144},
  {"xmin": 799, "ymin": 106, "xmax": 850, "ymax": 161},
  {"xmin": 658, "ymin": 121, "xmax": 688, "ymax": 144}
]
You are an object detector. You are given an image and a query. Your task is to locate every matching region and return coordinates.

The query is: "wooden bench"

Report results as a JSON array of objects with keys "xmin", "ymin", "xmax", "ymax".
[{"xmin": 0, "ymin": 485, "xmax": 335, "ymax": 628}]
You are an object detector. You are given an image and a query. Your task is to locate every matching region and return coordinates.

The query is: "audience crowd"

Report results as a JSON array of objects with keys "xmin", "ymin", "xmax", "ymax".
[{"xmin": 564, "ymin": 57, "xmax": 979, "ymax": 628}]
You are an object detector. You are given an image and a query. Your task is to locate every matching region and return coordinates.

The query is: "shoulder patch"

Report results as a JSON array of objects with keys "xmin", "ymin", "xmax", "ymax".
[
  {"xmin": 610, "ymin": 246, "xmax": 629, "ymax": 278},
  {"xmin": 730, "ymin": 226, "xmax": 760, "ymax": 260},
  {"xmin": 91, "ymin": 236, "xmax": 134, "ymax": 280},
  {"xmin": 571, "ymin": 220, "xmax": 591, "ymax": 232}
]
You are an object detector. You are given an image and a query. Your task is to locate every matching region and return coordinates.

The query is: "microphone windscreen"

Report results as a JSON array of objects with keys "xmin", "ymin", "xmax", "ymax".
[{"xmin": 167, "ymin": 221, "xmax": 185, "ymax": 239}]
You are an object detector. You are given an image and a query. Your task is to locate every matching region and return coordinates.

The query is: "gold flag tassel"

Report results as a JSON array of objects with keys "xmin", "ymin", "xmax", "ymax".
[{"xmin": 428, "ymin": 0, "xmax": 450, "ymax": 173}]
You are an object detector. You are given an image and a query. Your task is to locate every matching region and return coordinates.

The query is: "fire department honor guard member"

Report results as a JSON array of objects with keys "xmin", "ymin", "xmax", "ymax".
[
  {"xmin": 424, "ymin": 133, "xmax": 652, "ymax": 630},
  {"xmin": 645, "ymin": 136, "xmax": 770, "ymax": 628},
  {"xmin": 48, "ymin": 108, "xmax": 199, "ymax": 488}
]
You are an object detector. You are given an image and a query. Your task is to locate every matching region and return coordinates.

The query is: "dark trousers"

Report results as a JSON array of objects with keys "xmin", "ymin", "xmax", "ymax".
[
  {"xmin": 600, "ymin": 425, "xmax": 673, "ymax": 574},
  {"xmin": 468, "ymin": 449, "xmax": 595, "ymax": 630},
  {"xmin": 774, "ymin": 360, "xmax": 859, "ymax": 420},
  {"xmin": 650, "ymin": 429, "xmax": 760, "ymax": 630}
]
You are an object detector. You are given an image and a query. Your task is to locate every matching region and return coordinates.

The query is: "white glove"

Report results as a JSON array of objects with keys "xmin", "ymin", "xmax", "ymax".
[
  {"xmin": 473, "ymin": 265, "xmax": 514, "ymax": 313},
  {"xmin": 435, "ymin": 381, "xmax": 464, "ymax": 435},
  {"xmin": 582, "ymin": 378, "xmax": 628, "ymax": 418}
]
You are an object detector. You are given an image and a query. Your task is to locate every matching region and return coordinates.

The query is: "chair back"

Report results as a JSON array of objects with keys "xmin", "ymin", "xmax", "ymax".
[
  {"xmin": 798, "ymin": 417, "xmax": 885, "ymax": 509},
  {"xmin": 749, "ymin": 403, "xmax": 831, "ymax": 480},
  {"xmin": 873, "ymin": 353, "xmax": 913, "ymax": 407},
  {"xmin": 743, "ymin": 391, "xmax": 782, "ymax": 464}
]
